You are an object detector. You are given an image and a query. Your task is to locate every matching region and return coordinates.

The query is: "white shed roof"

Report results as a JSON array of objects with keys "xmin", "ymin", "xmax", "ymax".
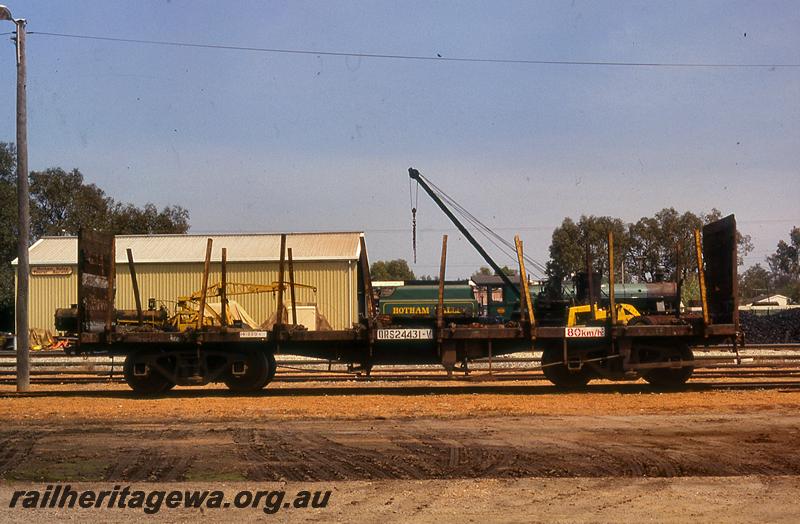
[{"xmin": 15, "ymin": 232, "xmax": 364, "ymax": 265}]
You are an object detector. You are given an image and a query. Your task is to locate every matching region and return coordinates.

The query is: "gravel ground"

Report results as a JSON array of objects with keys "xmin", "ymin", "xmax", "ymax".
[
  {"xmin": 2, "ymin": 380, "xmax": 800, "ymax": 522},
  {"xmin": 2, "ymin": 477, "xmax": 799, "ymax": 523},
  {"xmin": 2, "ymin": 380, "xmax": 800, "ymax": 421}
]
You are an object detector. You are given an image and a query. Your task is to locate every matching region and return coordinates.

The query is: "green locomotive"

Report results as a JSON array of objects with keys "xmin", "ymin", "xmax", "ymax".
[
  {"xmin": 376, "ymin": 277, "xmax": 679, "ymax": 325},
  {"xmin": 378, "ymin": 284, "xmax": 479, "ymax": 321}
]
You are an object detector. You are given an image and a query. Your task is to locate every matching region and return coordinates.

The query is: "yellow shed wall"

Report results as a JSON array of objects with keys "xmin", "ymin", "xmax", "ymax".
[
  {"xmin": 24, "ymin": 270, "xmax": 78, "ymax": 335},
  {"xmin": 24, "ymin": 260, "xmax": 359, "ymax": 333}
]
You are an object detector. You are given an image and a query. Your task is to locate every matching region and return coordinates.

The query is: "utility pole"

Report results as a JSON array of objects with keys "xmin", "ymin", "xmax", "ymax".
[{"xmin": 1, "ymin": 5, "xmax": 30, "ymax": 391}]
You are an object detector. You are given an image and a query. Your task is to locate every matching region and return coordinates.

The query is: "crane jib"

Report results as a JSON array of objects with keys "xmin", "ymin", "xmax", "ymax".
[{"xmin": 407, "ymin": 167, "xmax": 521, "ymax": 298}]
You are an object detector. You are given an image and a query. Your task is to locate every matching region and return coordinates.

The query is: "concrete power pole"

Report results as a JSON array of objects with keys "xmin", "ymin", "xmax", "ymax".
[{"xmin": 1, "ymin": 6, "xmax": 30, "ymax": 391}]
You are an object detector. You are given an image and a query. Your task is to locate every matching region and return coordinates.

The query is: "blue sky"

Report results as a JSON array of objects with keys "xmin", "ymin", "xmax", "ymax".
[{"xmin": 1, "ymin": 1, "xmax": 798, "ymax": 278}]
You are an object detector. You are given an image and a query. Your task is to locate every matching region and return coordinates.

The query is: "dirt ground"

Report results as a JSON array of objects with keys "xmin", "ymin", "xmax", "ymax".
[
  {"xmin": 2, "ymin": 379, "xmax": 800, "ymax": 422},
  {"xmin": 1, "ymin": 380, "xmax": 800, "ymax": 522}
]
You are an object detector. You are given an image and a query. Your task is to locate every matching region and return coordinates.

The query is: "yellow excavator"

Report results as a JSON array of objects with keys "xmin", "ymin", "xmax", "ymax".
[
  {"xmin": 566, "ymin": 302, "xmax": 641, "ymax": 327},
  {"xmin": 171, "ymin": 281, "xmax": 317, "ymax": 331}
]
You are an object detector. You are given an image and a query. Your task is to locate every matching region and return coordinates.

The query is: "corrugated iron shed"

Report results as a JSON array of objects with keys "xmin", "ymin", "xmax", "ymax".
[
  {"xmin": 14, "ymin": 232, "xmax": 362, "ymax": 265},
  {"xmin": 14, "ymin": 232, "xmax": 365, "ymax": 333}
]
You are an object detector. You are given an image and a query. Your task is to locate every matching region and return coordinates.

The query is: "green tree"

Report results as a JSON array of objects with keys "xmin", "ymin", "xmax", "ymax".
[
  {"xmin": 767, "ymin": 227, "xmax": 799, "ymax": 278},
  {"xmin": 30, "ymin": 168, "xmax": 113, "ymax": 238},
  {"xmin": 370, "ymin": 259, "xmax": 415, "ymax": 281},
  {"xmin": 766, "ymin": 227, "xmax": 800, "ymax": 302},
  {"xmin": 471, "ymin": 265, "xmax": 517, "ymax": 279},
  {"xmin": 738, "ymin": 263, "xmax": 772, "ymax": 302},
  {"xmin": 109, "ymin": 202, "xmax": 189, "ymax": 234},
  {"xmin": 680, "ymin": 272, "xmax": 701, "ymax": 305},
  {"xmin": 547, "ymin": 215, "xmax": 629, "ymax": 281},
  {"xmin": 471, "ymin": 266, "xmax": 492, "ymax": 279},
  {"xmin": 547, "ymin": 208, "xmax": 753, "ymax": 286},
  {"xmin": 626, "ymin": 208, "xmax": 711, "ymax": 283},
  {"xmin": 0, "ymin": 141, "xmax": 191, "ymax": 330},
  {"xmin": 28, "ymin": 168, "xmax": 190, "ymax": 237},
  {"xmin": 497, "ymin": 265, "xmax": 519, "ymax": 276},
  {"xmin": 0, "ymin": 144, "xmax": 17, "ymax": 330}
]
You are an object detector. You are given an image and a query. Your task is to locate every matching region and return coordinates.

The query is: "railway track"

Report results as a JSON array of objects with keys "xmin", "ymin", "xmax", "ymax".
[{"xmin": 1, "ymin": 344, "xmax": 800, "ymax": 386}]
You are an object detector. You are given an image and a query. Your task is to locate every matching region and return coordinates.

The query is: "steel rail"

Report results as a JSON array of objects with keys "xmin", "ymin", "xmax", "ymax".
[{"xmin": 2, "ymin": 344, "xmax": 800, "ymax": 385}]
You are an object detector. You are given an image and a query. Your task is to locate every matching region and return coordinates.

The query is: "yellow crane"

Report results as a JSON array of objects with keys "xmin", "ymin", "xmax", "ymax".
[
  {"xmin": 172, "ymin": 281, "xmax": 317, "ymax": 331},
  {"xmin": 566, "ymin": 303, "xmax": 641, "ymax": 327}
]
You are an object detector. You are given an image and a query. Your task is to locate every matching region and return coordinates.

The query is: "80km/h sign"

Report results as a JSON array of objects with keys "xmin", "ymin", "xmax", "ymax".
[{"xmin": 565, "ymin": 327, "xmax": 606, "ymax": 338}]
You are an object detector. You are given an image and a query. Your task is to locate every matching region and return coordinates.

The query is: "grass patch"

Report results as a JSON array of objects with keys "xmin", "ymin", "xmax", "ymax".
[
  {"xmin": 6, "ymin": 458, "xmax": 109, "ymax": 482},
  {"xmin": 184, "ymin": 469, "xmax": 247, "ymax": 482}
]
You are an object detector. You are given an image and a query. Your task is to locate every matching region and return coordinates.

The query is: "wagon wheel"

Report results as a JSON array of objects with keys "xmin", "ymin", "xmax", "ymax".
[
  {"xmin": 123, "ymin": 353, "xmax": 175, "ymax": 395},
  {"xmin": 541, "ymin": 347, "xmax": 590, "ymax": 389},
  {"xmin": 642, "ymin": 344, "xmax": 694, "ymax": 387},
  {"xmin": 224, "ymin": 351, "xmax": 270, "ymax": 392}
]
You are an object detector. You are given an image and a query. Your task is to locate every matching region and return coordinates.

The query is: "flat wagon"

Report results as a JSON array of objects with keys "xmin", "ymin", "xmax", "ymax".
[{"xmin": 59, "ymin": 208, "xmax": 739, "ymax": 394}]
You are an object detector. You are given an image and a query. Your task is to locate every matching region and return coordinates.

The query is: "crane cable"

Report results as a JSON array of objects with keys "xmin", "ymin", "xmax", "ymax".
[
  {"xmin": 422, "ymin": 176, "xmax": 549, "ymax": 278},
  {"xmin": 409, "ymin": 177, "xmax": 419, "ymax": 263},
  {"xmin": 437, "ymin": 182, "xmax": 548, "ymax": 277},
  {"xmin": 426, "ymin": 177, "xmax": 522, "ymax": 267}
]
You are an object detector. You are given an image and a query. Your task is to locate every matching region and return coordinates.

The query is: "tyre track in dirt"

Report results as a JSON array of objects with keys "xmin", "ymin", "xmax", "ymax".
[
  {"xmin": 218, "ymin": 416, "xmax": 800, "ymax": 481},
  {"xmin": 102, "ymin": 429, "xmax": 195, "ymax": 481},
  {"xmin": 0, "ymin": 431, "xmax": 39, "ymax": 477},
  {"xmin": 4, "ymin": 414, "xmax": 800, "ymax": 482}
]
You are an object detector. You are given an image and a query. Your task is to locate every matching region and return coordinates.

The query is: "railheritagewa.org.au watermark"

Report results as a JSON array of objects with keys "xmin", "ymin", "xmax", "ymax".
[{"xmin": 7, "ymin": 484, "xmax": 331, "ymax": 514}]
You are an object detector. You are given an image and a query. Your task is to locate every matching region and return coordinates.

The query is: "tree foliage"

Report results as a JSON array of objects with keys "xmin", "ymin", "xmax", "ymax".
[
  {"xmin": 739, "ymin": 263, "xmax": 771, "ymax": 301},
  {"xmin": 370, "ymin": 259, "xmax": 415, "ymax": 281},
  {"xmin": 470, "ymin": 265, "xmax": 518, "ymax": 280},
  {"xmin": 471, "ymin": 266, "xmax": 492, "ymax": 279},
  {"xmin": 30, "ymin": 168, "xmax": 114, "ymax": 238},
  {"xmin": 626, "ymin": 208, "xmax": 710, "ymax": 282},
  {"xmin": 745, "ymin": 226, "xmax": 800, "ymax": 302},
  {"xmin": 0, "ymin": 142, "xmax": 191, "ymax": 329},
  {"xmin": 547, "ymin": 215, "xmax": 630, "ymax": 279},
  {"xmin": 547, "ymin": 208, "xmax": 753, "ymax": 286},
  {"xmin": 767, "ymin": 227, "xmax": 800, "ymax": 279},
  {"xmin": 108, "ymin": 202, "xmax": 190, "ymax": 235},
  {"xmin": 28, "ymin": 167, "xmax": 189, "ymax": 237},
  {"xmin": 0, "ymin": 144, "xmax": 17, "ymax": 329}
]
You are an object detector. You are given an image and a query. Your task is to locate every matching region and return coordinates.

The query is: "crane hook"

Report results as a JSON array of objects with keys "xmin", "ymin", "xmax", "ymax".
[
  {"xmin": 410, "ymin": 176, "xmax": 419, "ymax": 264},
  {"xmin": 412, "ymin": 207, "xmax": 417, "ymax": 264}
]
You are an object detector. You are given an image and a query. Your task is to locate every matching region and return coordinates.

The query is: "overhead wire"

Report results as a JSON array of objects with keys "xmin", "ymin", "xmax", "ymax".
[
  {"xmin": 26, "ymin": 31, "xmax": 800, "ymax": 69},
  {"xmin": 17, "ymin": 30, "xmax": 794, "ymax": 277},
  {"xmin": 450, "ymin": 206, "xmax": 549, "ymax": 277},
  {"xmin": 434, "ymin": 189, "xmax": 523, "ymax": 264},
  {"xmin": 423, "ymin": 177, "xmax": 546, "ymax": 269},
  {"xmin": 419, "ymin": 175, "xmax": 549, "ymax": 279}
]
